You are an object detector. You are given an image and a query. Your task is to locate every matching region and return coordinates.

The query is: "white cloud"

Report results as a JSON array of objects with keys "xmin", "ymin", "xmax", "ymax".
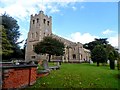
[
  {"xmin": 80, "ymin": 5, "xmax": 85, "ymax": 9},
  {"xmin": 65, "ymin": 32, "xmax": 118, "ymax": 47},
  {"xmin": 0, "ymin": 1, "xmax": 53, "ymax": 20},
  {"xmin": 17, "ymin": 28, "xmax": 28, "ymax": 48},
  {"xmin": 0, "ymin": 0, "xmax": 118, "ymax": 48},
  {"xmin": 0, "ymin": 0, "xmax": 116, "ymax": 20},
  {"xmin": 0, "ymin": 1, "xmax": 78, "ymax": 21},
  {"xmin": 41, "ymin": 0, "xmax": 118, "ymax": 2},
  {"xmin": 17, "ymin": 35, "xmax": 25, "ymax": 49},
  {"xmin": 118, "ymin": 34, "xmax": 120, "ymax": 52},
  {"xmin": 47, "ymin": 5, "xmax": 60, "ymax": 13},
  {"xmin": 69, "ymin": 32, "xmax": 98, "ymax": 44},
  {"xmin": 0, "ymin": 0, "xmax": 39, "ymax": 20},
  {"xmin": 102, "ymin": 29, "xmax": 115, "ymax": 35},
  {"xmin": 102, "ymin": 29, "xmax": 118, "ymax": 47},
  {"xmin": 108, "ymin": 35, "xmax": 118, "ymax": 47},
  {"xmin": 72, "ymin": 6, "xmax": 77, "ymax": 11}
]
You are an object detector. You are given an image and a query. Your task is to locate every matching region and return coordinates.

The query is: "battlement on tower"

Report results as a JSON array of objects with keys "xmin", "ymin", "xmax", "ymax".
[
  {"xmin": 25, "ymin": 11, "xmax": 91, "ymax": 63},
  {"xmin": 30, "ymin": 11, "xmax": 52, "ymax": 19}
]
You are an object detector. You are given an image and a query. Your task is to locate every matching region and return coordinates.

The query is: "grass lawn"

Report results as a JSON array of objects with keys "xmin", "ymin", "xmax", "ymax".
[{"xmin": 27, "ymin": 63, "xmax": 119, "ymax": 89}]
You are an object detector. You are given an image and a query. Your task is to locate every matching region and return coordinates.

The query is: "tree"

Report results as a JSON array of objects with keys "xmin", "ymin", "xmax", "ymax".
[
  {"xmin": 91, "ymin": 45, "xmax": 107, "ymax": 66},
  {"xmin": 108, "ymin": 51, "xmax": 115, "ymax": 69},
  {"xmin": 0, "ymin": 25, "xmax": 13, "ymax": 59},
  {"xmin": 20, "ymin": 39, "xmax": 27, "ymax": 59},
  {"xmin": 2, "ymin": 13, "xmax": 20, "ymax": 43},
  {"xmin": 1, "ymin": 13, "xmax": 23, "ymax": 59},
  {"xmin": 106, "ymin": 44, "xmax": 119, "ymax": 59},
  {"xmin": 84, "ymin": 38, "xmax": 119, "ymax": 66},
  {"xmin": 83, "ymin": 38, "xmax": 108, "ymax": 51},
  {"xmin": 95, "ymin": 38, "xmax": 108, "ymax": 45},
  {"xmin": 34, "ymin": 36, "xmax": 65, "ymax": 62},
  {"xmin": 118, "ymin": 55, "xmax": 120, "ymax": 70}
]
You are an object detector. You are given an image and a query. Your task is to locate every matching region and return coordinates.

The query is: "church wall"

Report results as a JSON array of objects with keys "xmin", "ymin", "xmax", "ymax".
[{"xmin": 25, "ymin": 11, "xmax": 91, "ymax": 62}]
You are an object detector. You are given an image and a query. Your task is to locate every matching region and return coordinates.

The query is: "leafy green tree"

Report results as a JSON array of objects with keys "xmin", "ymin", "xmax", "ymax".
[
  {"xmin": 95, "ymin": 38, "xmax": 108, "ymax": 45},
  {"xmin": 91, "ymin": 45, "xmax": 107, "ymax": 66},
  {"xmin": 34, "ymin": 36, "xmax": 65, "ymax": 62},
  {"xmin": 106, "ymin": 44, "xmax": 119, "ymax": 59},
  {"xmin": 2, "ymin": 13, "xmax": 20, "ymax": 43},
  {"xmin": 0, "ymin": 25, "xmax": 13, "ymax": 59},
  {"xmin": 118, "ymin": 55, "xmax": 120, "ymax": 70},
  {"xmin": 20, "ymin": 39, "xmax": 27, "ymax": 59},
  {"xmin": 83, "ymin": 38, "xmax": 108, "ymax": 51},
  {"xmin": 1, "ymin": 13, "xmax": 23, "ymax": 59},
  {"xmin": 84, "ymin": 38, "xmax": 119, "ymax": 66},
  {"xmin": 108, "ymin": 51, "xmax": 115, "ymax": 69}
]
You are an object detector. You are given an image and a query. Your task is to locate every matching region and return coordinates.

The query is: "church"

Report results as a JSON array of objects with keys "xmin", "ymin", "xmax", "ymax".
[{"xmin": 25, "ymin": 11, "xmax": 91, "ymax": 63}]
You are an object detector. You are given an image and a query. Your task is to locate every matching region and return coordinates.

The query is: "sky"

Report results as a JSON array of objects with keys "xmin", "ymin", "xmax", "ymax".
[{"xmin": 0, "ymin": 0, "xmax": 119, "ymax": 49}]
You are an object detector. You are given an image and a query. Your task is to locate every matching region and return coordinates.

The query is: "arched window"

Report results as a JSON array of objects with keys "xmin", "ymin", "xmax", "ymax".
[
  {"xmin": 73, "ymin": 54, "xmax": 76, "ymax": 59},
  {"xmin": 37, "ymin": 18, "xmax": 39, "ymax": 23},
  {"xmin": 33, "ymin": 20, "xmax": 35, "ymax": 24},
  {"xmin": 43, "ymin": 19, "xmax": 46, "ymax": 24},
  {"xmin": 31, "ymin": 56, "xmax": 35, "ymax": 59},
  {"xmin": 31, "ymin": 33, "xmax": 34, "ymax": 38},
  {"xmin": 47, "ymin": 21, "xmax": 49, "ymax": 26},
  {"xmin": 35, "ymin": 32, "xmax": 38, "ymax": 38}
]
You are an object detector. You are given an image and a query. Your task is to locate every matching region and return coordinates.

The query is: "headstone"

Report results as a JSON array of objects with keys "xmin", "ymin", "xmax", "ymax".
[
  {"xmin": 90, "ymin": 60, "xmax": 93, "ymax": 64},
  {"xmin": 107, "ymin": 60, "xmax": 117, "ymax": 65},
  {"xmin": 56, "ymin": 62, "xmax": 60, "ymax": 66},
  {"xmin": 115, "ymin": 60, "xmax": 117, "ymax": 65},
  {"xmin": 107, "ymin": 60, "xmax": 110, "ymax": 64},
  {"xmin": 42, "ymin": 60, "xmax": 49, "ymax": 70},
  {"xmin": 15, "ymin": 62, "xmax": 19, "ymax": 65}
]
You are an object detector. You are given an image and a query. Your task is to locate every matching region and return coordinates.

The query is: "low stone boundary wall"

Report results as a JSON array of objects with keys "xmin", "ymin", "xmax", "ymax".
[{"xmin": 2, "ymin": 64, "xmax": 37, "ymax": 89}]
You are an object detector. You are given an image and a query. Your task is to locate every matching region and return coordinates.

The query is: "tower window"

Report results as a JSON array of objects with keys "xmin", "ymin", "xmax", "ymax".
[
  {"xmin": 31, "ymin": 56, "xmax": 35, "ymax": 59},
  {"xmin": 31, "ymin": 33, "xmax": 34, "ymax": 38},
  {"xmin": 47, "ymin": 21, "xmax": 49, "ymax": 26},
  {"xmin": 37, "ymin": 18, "xmax": 39, "ymax": 23},
  {"xmin": 33, "ymin": 45, "xmax": 35, "ymax": 50},
  {"xmin": 35, "ymin": 32, "xmax": 38, "ymax": 38},
  {"xmin": 73, "ymin": 54, "xmax": 76, "ymax": 59},
  {"xmin": 33, "ymin": 20, "xmax": 35, "ymax": 24},
  {"xmin": 43, "ymin": 19, "xmax": 45, "ymax": 24}
]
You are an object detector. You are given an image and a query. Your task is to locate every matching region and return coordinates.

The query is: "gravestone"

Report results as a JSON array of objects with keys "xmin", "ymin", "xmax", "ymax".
[
  {"xmin": 90, "ymin": 60, "xmax": 93, "ymax": 64},
  {"xmin": 107, "ymin": 60, "xmax": 110, "ymax": 64},
  {"xmin": 107, "ymin": 60, "xmax": 117, "ymax": 65},
  {"xmin": 115, "ymin": 60, "xmax": 117, "ymax": 65},
  {"xmin": 42, "ymin": 60, "xmax": 50, "ymax": 71},
  {"xmin": 38, "ymin": 60, "xmax": 50, "ymax": 74}
]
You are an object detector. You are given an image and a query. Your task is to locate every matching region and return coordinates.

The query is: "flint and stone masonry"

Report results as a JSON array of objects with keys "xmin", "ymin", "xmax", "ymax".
[{"xmin": 25, "ymin": 11, "xmax": 91, "ymax": 62}]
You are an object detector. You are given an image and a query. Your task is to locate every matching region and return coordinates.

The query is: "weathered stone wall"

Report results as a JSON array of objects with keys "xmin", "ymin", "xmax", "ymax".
[
  {"xmin": 25, "ymin": 11, "xmax": 52, "ymax": 62},
  {"xmin": 25, "ymin": 11, "xmax": 91, "ymax": 62}
]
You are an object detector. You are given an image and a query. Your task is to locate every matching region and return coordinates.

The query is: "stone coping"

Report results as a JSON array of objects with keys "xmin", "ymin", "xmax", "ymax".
[
  {"xmin": 0, "ymin": 62, "xmax": 13, "ymax": 64},
  {"xmin": 1, "ymin": 64, "xmax": 37, "ymax": 69},
  {"xmin": 50, "ymin": 60, "xmax": 62, "ymax": 62}
]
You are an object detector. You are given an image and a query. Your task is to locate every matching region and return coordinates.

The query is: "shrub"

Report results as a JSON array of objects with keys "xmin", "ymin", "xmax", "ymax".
[
  {"xmin": 37, "ymin": 64, "xmax": 41, "ymax": 70},
  {"xmin": 109, "ymin": 52, "xmax": 115, "ymax": 70},
  {"xmin": 110, "ymin": 60, "xmax": 115, "ymax": 69}
]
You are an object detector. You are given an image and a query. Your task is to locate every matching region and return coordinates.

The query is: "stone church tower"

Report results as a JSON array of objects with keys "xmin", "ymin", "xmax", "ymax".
[
  {"xmin": 25, "ymin": 11, "xmax": 91, "ymax": 62},
  {"xmin": 25, "ymin": 11, "xmax": 52, "ymax": 61}
]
